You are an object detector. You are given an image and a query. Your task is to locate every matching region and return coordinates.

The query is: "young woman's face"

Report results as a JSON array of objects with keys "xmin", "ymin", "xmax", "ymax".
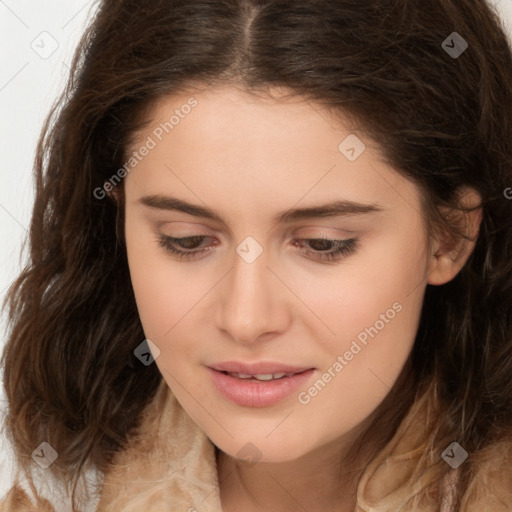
[{"xmin": 123, "ymin": 84, "xmax": 432, "ymax": 463}]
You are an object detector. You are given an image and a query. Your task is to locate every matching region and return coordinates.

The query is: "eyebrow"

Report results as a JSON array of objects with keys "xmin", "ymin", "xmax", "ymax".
[{"xmin": 138, "ymin": 194, "xmax": 383, "ymax": 224}]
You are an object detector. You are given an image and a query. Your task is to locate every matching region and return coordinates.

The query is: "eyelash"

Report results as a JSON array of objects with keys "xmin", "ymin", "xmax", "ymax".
[{"xmin": 156, "ymin": 234, "xmax": 359, "ymax": 262}]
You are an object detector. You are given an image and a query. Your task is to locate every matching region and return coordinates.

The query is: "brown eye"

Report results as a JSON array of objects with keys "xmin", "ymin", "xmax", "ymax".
[
  {"xmin": 293, "ymin": 237, "xmax": 359, "ymax": 262},
  {"xmin": 174, "ymin": 236, "xmax": 206, "ymax": 249},
  {"xmin": 307, "ymin": 238, "xmax": 336, "ymax": 251},
  {"xmin": 157, "ymin": 234, "xmax": 214, "ymax": 260}
]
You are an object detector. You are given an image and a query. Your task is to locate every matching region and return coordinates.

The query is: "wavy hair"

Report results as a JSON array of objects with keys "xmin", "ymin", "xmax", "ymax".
[{"xmin": 2, "ymin": 0, "xmax": 512, "ymax": 510}]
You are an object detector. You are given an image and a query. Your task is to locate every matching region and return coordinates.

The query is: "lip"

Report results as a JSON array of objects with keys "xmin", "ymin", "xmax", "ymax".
[{"xmin": 207, "ymin": 363, "xmax": 316, "ymax": 408}]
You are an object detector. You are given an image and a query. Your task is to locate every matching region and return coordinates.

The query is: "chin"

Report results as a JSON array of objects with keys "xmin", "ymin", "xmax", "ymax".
[{"xmin": 215, "ymin": 435, "xmax": 311, "ymax": 465}]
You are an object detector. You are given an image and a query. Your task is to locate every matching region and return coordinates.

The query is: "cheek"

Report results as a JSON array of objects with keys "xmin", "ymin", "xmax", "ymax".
[
  {"xmin": 127, "ymin": 260, "xmax": 208, "ymax": 351},
  {"xmin": 124, "ymin": 218, "xmax": 194, "ymax": 342},
  {"xmin": 291, "ymin": 225, "xmax": 428, "ymax": 348},
  {"xmin": 298, "ymin": 252, "xmax": 424, "ymax": 423},
  {"xmin": 294, "ymin": 302, "xmax": 419, "ymax": 451},
  {"xmin": 124, "ymin": 221, "xmax": 222, "ymax": 378},
  {"xmin": 288, "ymin": 229, "xmax": 426, "ymax": 413}
]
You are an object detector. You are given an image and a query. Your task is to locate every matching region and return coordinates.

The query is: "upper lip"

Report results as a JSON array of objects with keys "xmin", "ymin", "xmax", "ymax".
[{"xmin": 208, "ymin": 361, "xmax": 314, "ymax": 374}]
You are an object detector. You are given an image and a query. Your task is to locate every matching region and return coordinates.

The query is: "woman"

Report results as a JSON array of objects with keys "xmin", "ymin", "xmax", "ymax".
[{"xmin": 1, "ymin": 0, "xmax": 512, "ymax": 510}]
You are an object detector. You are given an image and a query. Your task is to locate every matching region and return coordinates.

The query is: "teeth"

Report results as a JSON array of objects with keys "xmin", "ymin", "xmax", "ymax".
[
  {"xmin": 254, "ymin": 374, "xmax": 275, "ymax": 381},
  {"xmin": 227, "ymin": 371, "xmax": 291, "ymax": 380}
]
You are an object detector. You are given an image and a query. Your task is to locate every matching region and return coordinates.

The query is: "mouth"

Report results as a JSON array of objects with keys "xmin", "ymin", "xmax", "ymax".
[
  {"xmin": 209, "ymin": 360, "xmax": 313, "ymax": 375},
  {"xmin": 219, "ymin": 370, "xmax": 309, "ymax": 381},
  {"xmin": 207, "ymin": 363, "xmax": 316, "ymax": 407}
]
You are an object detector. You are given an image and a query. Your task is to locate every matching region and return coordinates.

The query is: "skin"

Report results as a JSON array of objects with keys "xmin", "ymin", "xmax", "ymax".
[{"xmin": 120, "ymin": 84, "xmax": 481, "ymax": 512}]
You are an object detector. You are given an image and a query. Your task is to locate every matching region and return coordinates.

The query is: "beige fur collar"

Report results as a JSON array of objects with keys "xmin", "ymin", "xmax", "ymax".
[{"xmin": 96, "ymin": 378, "xmax": 223, "ymax": 511}]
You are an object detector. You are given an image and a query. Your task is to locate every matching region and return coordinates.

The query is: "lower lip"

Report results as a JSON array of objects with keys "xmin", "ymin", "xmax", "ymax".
[{"xmin": 207, "ymin": 367, "xmax": 315, "ymax": 408}]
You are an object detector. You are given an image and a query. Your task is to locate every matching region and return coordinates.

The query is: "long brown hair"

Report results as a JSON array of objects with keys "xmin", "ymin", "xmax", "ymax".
[{"xmin": 2, "ymin": 0, "xmax": 512, "ymax": 510}]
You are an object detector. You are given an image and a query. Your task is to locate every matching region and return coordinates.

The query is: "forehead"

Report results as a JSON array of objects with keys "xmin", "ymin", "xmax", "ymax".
[
  {"xmin": 129, "ymin": 83, "xmax": 362, "ymax": 154},
  {"xmin": 124, "ymin": 84, "xmax": 423, "ymax": 224}
]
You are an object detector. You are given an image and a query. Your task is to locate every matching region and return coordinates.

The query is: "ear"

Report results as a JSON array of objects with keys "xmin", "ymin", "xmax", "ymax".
[{"xmin": 427, "ymin": 186, "xmax": 483, "ymax": 286}]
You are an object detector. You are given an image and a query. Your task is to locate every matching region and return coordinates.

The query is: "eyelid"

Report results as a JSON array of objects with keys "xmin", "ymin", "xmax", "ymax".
[{"xmin": 156, "ymin": 233, "xmax": 359, "ymax": 263}]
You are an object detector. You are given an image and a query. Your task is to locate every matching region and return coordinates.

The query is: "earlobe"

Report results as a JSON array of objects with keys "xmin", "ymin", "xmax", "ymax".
[{"xmin": 426, "ymin": 187, "xmax": 483, "ymax": 286}]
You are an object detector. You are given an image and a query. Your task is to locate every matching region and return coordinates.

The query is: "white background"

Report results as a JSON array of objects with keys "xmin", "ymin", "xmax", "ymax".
[
  {"xmin": 0, "ymin": 0, "xmax": 511, "ymax": 497},
  {"xmin": 0, "ymin": 0, "xmax": 104, "ymax": 497}
]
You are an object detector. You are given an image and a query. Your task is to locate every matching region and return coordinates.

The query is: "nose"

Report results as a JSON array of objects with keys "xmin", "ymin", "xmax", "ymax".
[{"xmin": 214, "ymin": 244, "xmax": 291, "ymax": 345}]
